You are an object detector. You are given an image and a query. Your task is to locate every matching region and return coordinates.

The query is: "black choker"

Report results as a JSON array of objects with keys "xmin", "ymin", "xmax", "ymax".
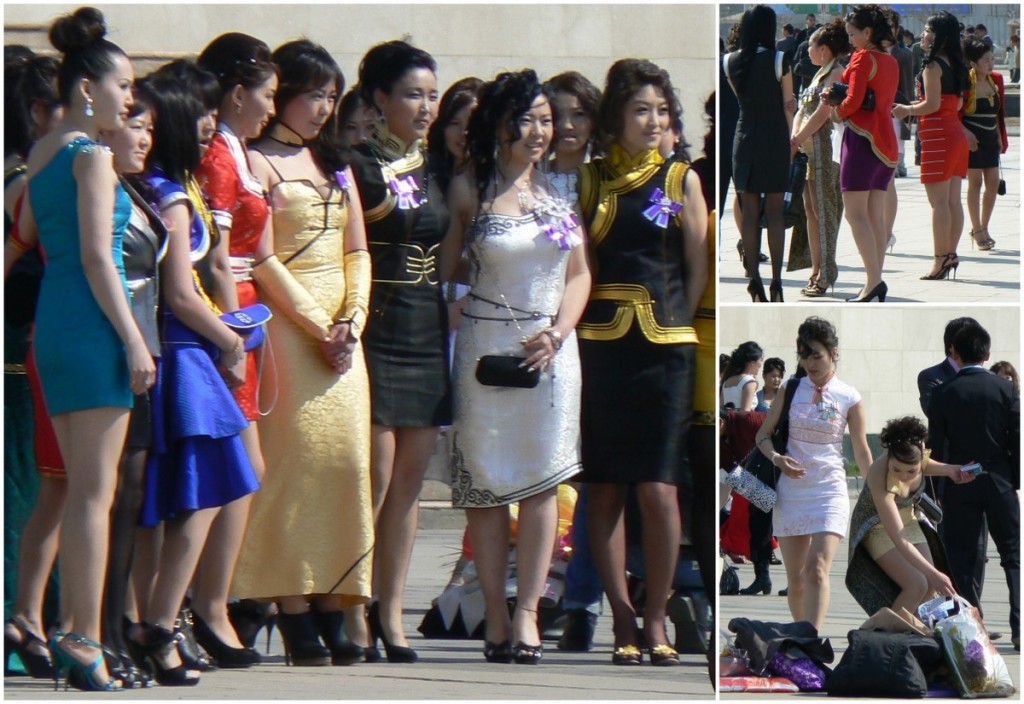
[{"xmin": 267, "ymin": 122, "xmax": 304, "ymax": 147}]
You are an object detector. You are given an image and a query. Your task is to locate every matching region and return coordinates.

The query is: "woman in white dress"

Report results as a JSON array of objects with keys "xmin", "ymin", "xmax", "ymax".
[
  {"xmin": 441, "ymin": 69, "xmax": 591, "ymax": 664},
  {"xmin": 720, "ymin": 340, "xmax": 763, "ymax": 411},
  {"xmin": 752, "ymin": 317, "xmax": 872, "ymax": 630}
]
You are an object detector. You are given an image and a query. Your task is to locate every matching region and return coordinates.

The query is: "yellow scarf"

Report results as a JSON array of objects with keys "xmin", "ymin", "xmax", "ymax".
[{"xmin": 963, "ymin": 69, "xmax": 996, "ymax": 116}]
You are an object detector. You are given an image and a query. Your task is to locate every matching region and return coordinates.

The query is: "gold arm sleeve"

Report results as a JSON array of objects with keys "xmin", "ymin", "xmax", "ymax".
[
  {"xmin": 339, "ymin": 250, "xmax": 372, "ymax": 339},
  {"xmin": 251, "ymin": 254, "xmax": 333, "ymax": 341}
]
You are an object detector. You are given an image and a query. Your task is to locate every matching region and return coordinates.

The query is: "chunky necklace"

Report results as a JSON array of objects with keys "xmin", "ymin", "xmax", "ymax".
[{"xmin": 267, "ymin": 121, "xmax": 305, "ymax": 147}]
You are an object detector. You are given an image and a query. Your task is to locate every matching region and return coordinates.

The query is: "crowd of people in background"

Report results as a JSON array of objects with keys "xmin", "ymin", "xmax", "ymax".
[
  {"xmin": 4, "ymin": 5, "xmax": 715, "ymax": 691},
  {"xmin": 722, "ymin": 4, "xmax": 1013, "ymax": 302}
]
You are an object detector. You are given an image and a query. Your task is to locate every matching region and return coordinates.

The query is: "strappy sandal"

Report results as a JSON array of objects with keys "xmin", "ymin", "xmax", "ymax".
[
  {"xmin": 970, "ymin": 228, "xmax": 996, "ymax": 251},
  {"xmin": 612, "ymin": 643, "xmax": 643, "ymax": 665},
  {"xmin": 649, "ymin": 643, "xmax": 681, "ymax": 666}
]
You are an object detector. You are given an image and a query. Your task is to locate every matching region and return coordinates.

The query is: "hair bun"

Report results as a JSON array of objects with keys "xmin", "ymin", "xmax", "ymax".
[{"xmin": 50, "ymin": 7, "xmax": 107, "ymax": 54}]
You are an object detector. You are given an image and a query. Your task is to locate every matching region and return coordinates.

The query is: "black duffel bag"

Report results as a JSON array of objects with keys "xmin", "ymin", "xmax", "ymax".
[{"xmin": 825, "ymin": 629, "xmax": 943, "ymax": 698}]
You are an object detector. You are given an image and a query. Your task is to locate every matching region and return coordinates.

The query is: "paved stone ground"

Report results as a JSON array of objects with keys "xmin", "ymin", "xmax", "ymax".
[
  {"xmin": 718, "ymin": 493, "xmax": 1021, "ymax": 699},
  {"xmin": 4, "ymin": 528, "xmax": 714, "ymax": 700},
  {"xmin": 719, "ymin": 132, "xmax": 1021, "ymax": 304}
]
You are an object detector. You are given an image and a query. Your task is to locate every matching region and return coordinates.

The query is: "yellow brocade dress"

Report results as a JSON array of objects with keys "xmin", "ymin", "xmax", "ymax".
[{"xmin": 232, "ymin": 179, "xmax": 373, "ymax": 603}]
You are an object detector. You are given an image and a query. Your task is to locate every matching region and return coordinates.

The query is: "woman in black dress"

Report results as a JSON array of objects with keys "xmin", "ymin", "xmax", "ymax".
[
  {"xmin": 961, "ymin": 38, "xmax": 1006, "ymax": 249},
  {"xmin": 350, "ymin": 40, "xmax": 450, "ymax": 663},
  {"xmin": 725, "ymin": 4, "xmax": 795, "ymax": 302},
  {"xmin": 578, "ymin": 59, "xmax": 708, "ymax": 666}
]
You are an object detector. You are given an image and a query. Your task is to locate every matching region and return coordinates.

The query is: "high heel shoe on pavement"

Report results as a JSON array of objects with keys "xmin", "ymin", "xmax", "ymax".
[
  {"xmin": 227, "ymin": 599, "xmax": 277, "ymax": 654},
  {"xmin": 311, "ymin": 606, "xmax": 365, "ymax": 666},
  {"xmin": 483, "ymin": 640, "xmax": 513, "ymax": 663},
  {"xmin": 133, "ymin": 623, "xmax": 201, "ymax": 686},
  {"xmin": 847, "ymin": 281, "xmax": 887, "ymax": 303},
  {"xmin": 970, "ymin": 227, "xmax": 996, "ymax": 251},
  {"xmin": 769, "ymin": 279, "xmax": 784, "ymax": 303},
  {"xmin": 175, "ymin": 608, "xmax": 214, "ymax": 672},
  {"xmin": 512, "ymin": 641, "xmax": 543, "ymax": 665},
  {"xmin": 52, "ymin": 632, "xmax": 123, "ymax": 692},
  {"xmin": 5, "ymin": 617, "xmax": 54, "ymax": 679},
  {"xmin": 276, "ymin": 611, "xmax": 332, "ymax": 666},
  {"xmin": 368, "ymin": 601, "xmax": 417, "ymax": 664},
  {"xmin": 747, "ymin": 278, "xmax": 767, "ymax": 302},
  {"xmin": 191, "ymin": 610, "xmax": 261, "ymax": 668},
  {"xmin": 946, "ymin": 252, "xmax": 959, "ymax": 280},
  {"xmin": 920, "ymin": 254, "xmax": 953, "ymax": 281}
]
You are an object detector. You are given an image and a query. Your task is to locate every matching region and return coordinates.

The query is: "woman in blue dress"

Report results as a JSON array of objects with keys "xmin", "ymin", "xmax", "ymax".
[
  {"xmin": 128, "ymin": 70, "xmax": 259, "ymax": 686},
  {"xmin": 3, "ymin": 7, "xmax": 153, "ymax": 691}
]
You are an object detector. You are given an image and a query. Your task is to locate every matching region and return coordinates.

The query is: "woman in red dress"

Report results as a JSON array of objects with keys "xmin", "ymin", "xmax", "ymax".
[
  {"xmin": 892, "ymin": 11, "xmax": 970, "ymax": 280},
  {"xmin": 192, "ymin": 32, "xmax": 278, "ymax": 663}
]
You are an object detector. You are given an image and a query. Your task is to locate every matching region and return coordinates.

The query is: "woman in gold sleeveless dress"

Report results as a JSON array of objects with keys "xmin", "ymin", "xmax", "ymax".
[{"xmin": 231, "ymin": 40, "xmax": 374, "ymax": 666}]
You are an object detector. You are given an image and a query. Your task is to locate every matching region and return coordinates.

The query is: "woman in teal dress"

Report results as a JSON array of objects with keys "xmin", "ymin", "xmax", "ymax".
[{"xmin": 3, "ymin": 8, "xmax": 154, "ymax": 692}]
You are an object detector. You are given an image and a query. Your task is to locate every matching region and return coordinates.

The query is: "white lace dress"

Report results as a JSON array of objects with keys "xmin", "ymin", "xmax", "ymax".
[
  {"xmin": 450, "ymin": 207, "xmax": 582, "ymax": 508},
  {"xmin": 774, "ymin": 374, "xmax": 861, "ymax": 538}
]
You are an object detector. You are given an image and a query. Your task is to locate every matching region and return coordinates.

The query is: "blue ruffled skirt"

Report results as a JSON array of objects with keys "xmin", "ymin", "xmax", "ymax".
[{"xmin": 140, "ymin": 314, "xmax": 259, "ymax": 527}]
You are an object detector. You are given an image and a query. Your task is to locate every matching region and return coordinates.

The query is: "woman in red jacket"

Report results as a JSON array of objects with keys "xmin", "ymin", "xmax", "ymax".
[
  {"xmin": 961, "ymin": 38, "xmax": 1007, "ymax": 251},
  {"xmin": 829, "ymin": 5, "xmax": 898, "ymax": 302},
  {"xmin": 892, "ymin": 11, "xmax": 971, "ymax": 280}
]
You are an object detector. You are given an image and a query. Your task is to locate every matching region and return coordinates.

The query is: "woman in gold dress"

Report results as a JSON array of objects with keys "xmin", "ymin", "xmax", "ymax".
[{"xmin": 231, "ymin": 39, "xmax": 374, "ymax": 666}]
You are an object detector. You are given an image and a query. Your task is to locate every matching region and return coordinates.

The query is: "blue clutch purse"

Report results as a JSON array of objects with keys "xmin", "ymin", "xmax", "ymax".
[{"xmin": 220, "ymin": 303, "xmax": 272, "ymax": 352}]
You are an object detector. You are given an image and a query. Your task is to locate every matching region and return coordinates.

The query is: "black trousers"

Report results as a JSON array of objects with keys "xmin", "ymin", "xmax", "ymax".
[{"xmin": 942, "ymin": 471, "xmax": 1020, "ymax": 638}]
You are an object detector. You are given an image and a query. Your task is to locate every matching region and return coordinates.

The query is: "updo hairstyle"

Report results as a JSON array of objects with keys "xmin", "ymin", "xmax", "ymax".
[
  {"xmin": 357, "ymin": 40, "xmax": 436, "ymax": 116},
  {"xmin": 597, "ymin": 58, "xmax": 681, "ymax": 153},
  {"xmin": 48, "ymin": 7, "xmax": 128, "ymax": 106},
  {"xmin": 879, "ymin": 416, "xmax": 928, "ymax": 464}
]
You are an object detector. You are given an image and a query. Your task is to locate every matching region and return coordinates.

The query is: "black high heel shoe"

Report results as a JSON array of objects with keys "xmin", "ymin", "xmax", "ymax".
[
  {"xmin": 191, "ymin": 611, "xmax": 261, "ymax": 668},
  {"xmin": 5, "ymin": 617, "xmax": 54, "ymax": 679},
  {"xmin": 175, "ymin": 608, "xmax": 214, "ymax": 672},
  {"xmin": 227, "ymin": 599, "xmax": 277, "ymax": 654},
  {"xmin": 747, "ymin": 278, "xmax": 767, "ymax": 302},
  {"xmin": 133, "ymin": 623, "xmax": 201, "ymax": 687},
  {"xmin": 115, "ymin": 647, "xmax": 151, "ymax": 688},
  {"xmin": 276, "ymin": 611, "xmax": 331, "ymax": 666},
  {"xmin": 769, "ymin": 279, "xmax": 784, "ymax": 303},
  {"xmin": 847, "ymin": 281, "xmax": 887, "ymax": 303},
  {"xmin": 946, "ymin": 252, "xmax": 959, "ymax": 280},
  {"xmin": 368, "ymin": 601, "xmax": 417, "ymax": 664},
  {"xmin": 483, "ymin": 640, "xmax": 513, "ymax": 663},
  {"xmin": 311, "ymin": 607, "xmax": 365, "ymax": 666},
  {"xmin": 920, "ymin": 254, "xmax": 953, "ymax": 280},
  {"xmin": 512, "ymin": 641, "xmax": 543, "ymax": 665}
]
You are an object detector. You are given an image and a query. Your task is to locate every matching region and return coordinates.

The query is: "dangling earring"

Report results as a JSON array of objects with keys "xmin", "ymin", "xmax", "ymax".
[{"xmin": 85, "ymin": 97, "xmax": 94, "ymax": 118}]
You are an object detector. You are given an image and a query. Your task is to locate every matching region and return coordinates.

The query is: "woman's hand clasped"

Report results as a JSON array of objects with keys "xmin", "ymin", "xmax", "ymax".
[
  {"xmin": 322, "ymin": 321, "xmax": 357, "ymax": 375},
  {"xmin": 773, "ymin": 453, "xmax": 806, "ymax": 479}
]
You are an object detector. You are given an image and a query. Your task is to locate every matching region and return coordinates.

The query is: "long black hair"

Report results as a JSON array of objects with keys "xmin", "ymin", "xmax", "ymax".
[
  {"xmin": 733, "ymin": 5, "xmax": 777, "ymax": 92},
  {"xmin": 923, "ymin": 11, "xmax": 969, "ymax": 94},
  {"xmin": 136, "ymin": 72, "xmax": 204, "ymax": 185},
  {"xmin": 720, "ymin": 341, "xmax": 764, "ymax": 388},
  {"xmin": 196, "ymin": 32, "xmax": 277, "ymax": 106},
  {"xmin": 597, "ymin": 58, "xmax": 683, "ymax": 156},
  {"xmin": 48, "ymin": 6, "xmax": 128, "ymax": 107},
  {"xmin": 266, "ymin": 39, "xmax": 349, "ymax": 176},
  {"xmin": 465, "ymin": 69, "xmax": 545, "ymax": 205},
  {"xmin": 427, "ymin": 76, "xmax": 483, "ymax": 196},
  {"xmin": 357, "ymin": 40, "xmax": 436, "ymax": 117},
  {"xmin": 5, "ymin": 48, "xmax": 60, "ymax": 158}
]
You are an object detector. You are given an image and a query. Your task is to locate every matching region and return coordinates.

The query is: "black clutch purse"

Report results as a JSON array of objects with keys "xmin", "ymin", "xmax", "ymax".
[
  {"xmin": 828, "ymin": 82, "xmax": 876, "ymax": 111},
  {"xmin": 475, "ymin": 355, "xmax": 540, "ymax": 389}
]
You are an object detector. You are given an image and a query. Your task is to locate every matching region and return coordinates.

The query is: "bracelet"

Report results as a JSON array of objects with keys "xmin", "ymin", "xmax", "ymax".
[{"xmin": 542, "ymin": 327, "xmax": 563, "ymax": 351}]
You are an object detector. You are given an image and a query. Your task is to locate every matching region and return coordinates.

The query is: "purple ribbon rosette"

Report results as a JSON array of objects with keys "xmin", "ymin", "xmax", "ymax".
[
  {"xmin": 533, "ymin": 199, "xmax": 582, "ymax": 251},
  {"xmin": 388, "ymin": 174, "xmax": 423, "ymax": 210},
  {"xmin": 642, "ymin": 187, "xmax": 682, "ymax": 229}
]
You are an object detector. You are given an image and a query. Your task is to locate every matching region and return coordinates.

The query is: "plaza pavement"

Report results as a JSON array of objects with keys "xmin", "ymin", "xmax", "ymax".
[
  {"xmin": 719, "ymin": 132, "xmax": 1021, "ymax": 304},
  {"xmin": 719, "ymin": 488, "xmax": 1021, "ymax": 699},
  {"xmin": 4, "ymin": 521, "xmax": 714, "ymax": 700}
]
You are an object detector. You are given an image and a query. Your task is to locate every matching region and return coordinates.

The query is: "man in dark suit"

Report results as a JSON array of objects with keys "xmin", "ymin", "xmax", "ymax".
[
  {"xmin": 918, "ymin": 316, "xmax": 978, "ymax": 416},
  {"xmin": 776, "ymin": 24, "xmax": 797, "ymax": 59},
  {"xmin": 928, "ymin": 322, "xmax": 1020, "ymax": 650}
]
